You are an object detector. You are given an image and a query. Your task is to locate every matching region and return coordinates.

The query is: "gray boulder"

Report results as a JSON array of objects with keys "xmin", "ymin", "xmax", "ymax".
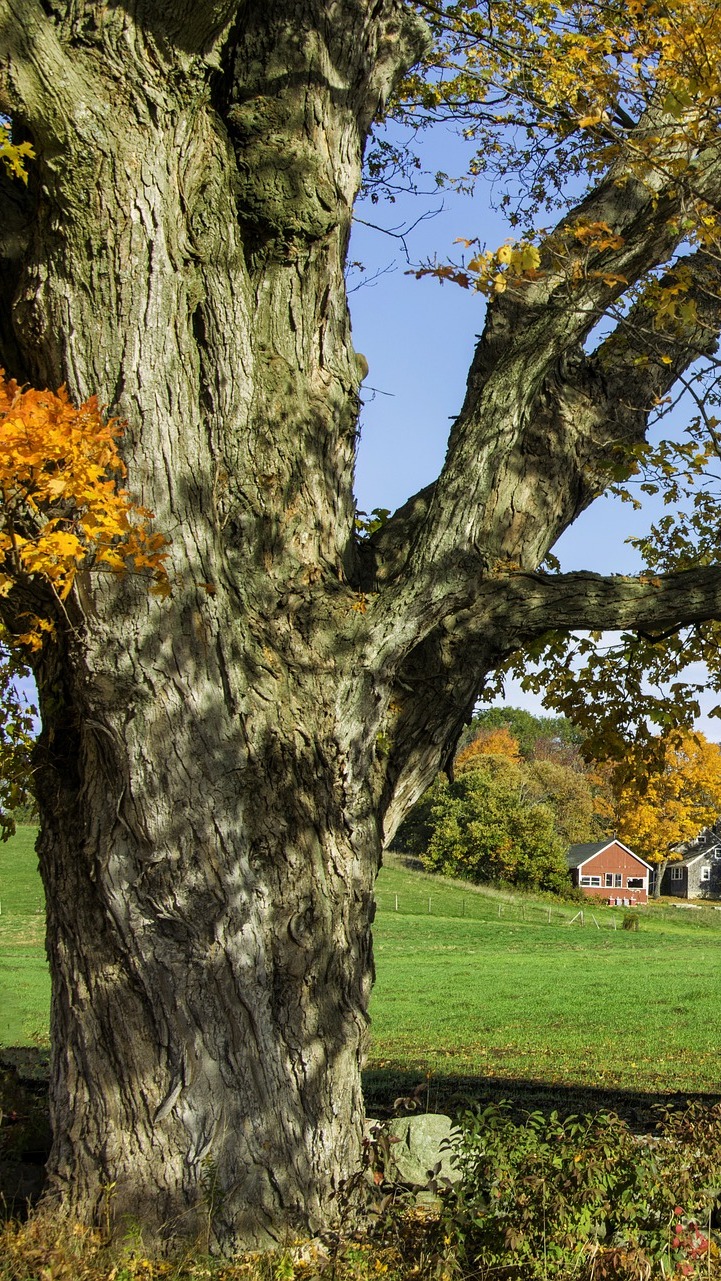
[{"xmin": 386, "ymin": 1113, "xmax": 461, "ymax": 1186}]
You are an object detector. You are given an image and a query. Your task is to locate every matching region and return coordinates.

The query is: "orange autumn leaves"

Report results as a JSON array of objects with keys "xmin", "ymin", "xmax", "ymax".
[{"xmin": 0, "ymin": 372, "xmax": 169, "ymax": 649}]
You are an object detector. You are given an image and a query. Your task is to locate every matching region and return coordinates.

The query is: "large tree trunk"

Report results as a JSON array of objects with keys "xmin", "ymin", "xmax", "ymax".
[
  {"xmin": 1, "ymin": 0, "xmax": 429, "ymax": 1247},
  {"xmin": 36, "ymin": 638, "xmax": 379, "ymax": 1245},
  {"xmin": 5, "ymin": 0, "xmax": 721, "ymax": 1252}
]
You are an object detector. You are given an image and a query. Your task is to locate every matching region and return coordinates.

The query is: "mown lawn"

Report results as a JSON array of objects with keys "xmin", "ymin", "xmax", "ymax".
[
  {"xmin": 0, "ymin": 826, "xmax": 48, "ymax": 1048},
  {"xmin": 370, "ymin": 858, "xmax": 721, "ymax": 1094},
  {"xmin": 3, "ymin": 830, "xmax": 721, "ymax": 1098}
]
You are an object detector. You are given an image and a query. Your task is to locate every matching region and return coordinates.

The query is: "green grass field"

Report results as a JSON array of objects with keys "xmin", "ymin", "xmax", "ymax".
[
  {"xmin": 372, "ymin": 860, "xmax": 721, "ymax": 1094},
  {"xmin": 0, "ymin": 826, "xmax": 48, "ymax": 1048},
  {"xmin": 3, "ymin": 829, "xmax": 721, "ymax": 1097}
]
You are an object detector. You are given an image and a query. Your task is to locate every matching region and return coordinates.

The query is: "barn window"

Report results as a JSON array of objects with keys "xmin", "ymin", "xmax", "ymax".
[
  {"xmin": 627, "ymin": 877, "xmax": 644, "ymax": 889},
  {"xmin": 605, "ymin": 873, "xmax": 613, "ymax": 887},
  {"xmin": 580, "ymin": 875, "xmax": 602, "ymax": 886},
  {"xmin": 671, "ymin": 867, "xmax": 684, "ymax": 881},
  {"xmin": 614, "ymin": 874, "xmax": 622, "ymax": 887},
  {"xmin": 701, "ymin": 866, "xmax": 711, "ymax": 882}
]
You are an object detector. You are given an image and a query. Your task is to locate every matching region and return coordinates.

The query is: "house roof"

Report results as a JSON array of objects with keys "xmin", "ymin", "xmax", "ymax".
[
  {"xmin": 566, "ymin": 840, "xmax": 653, "ymax": 871},
  {"xmin": 676, "ymin": 821, "xmax": 721, "ymax": 860},
  {"xmin": 668, "ymin": 845, "xmax": 721, "ymax": 868}
]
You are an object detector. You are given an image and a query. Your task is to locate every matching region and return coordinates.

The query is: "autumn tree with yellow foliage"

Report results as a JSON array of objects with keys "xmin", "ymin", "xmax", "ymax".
[
  {"xmin": 0, "ymin": 375, "xmax": 168, "ymax": 834},
  {"xmin": 10, "ymin": 0, "xmax": 721, "ymax": 1250},
  {"xmin": 455, "ymin": 723, "xmax": 522, "ymax": 767},
  {"xmin": 616, "ymin": 731, "xmax": 721, "ymax": 896}
]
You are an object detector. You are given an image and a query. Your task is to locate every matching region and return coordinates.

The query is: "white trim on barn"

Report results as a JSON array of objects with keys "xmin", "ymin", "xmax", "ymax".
[{"xmin": 572, "ymin": 841, "xmax": 654, "ymax": 874}]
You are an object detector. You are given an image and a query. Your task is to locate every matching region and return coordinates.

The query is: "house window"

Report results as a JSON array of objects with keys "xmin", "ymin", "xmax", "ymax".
[
  {"xmin": 671, "ymin": 867, "xmax": 684, "ymax": 881},
  {"xmin": 627, "ymin": 877, "xmax": 644, "ymax": 889},
  {"xmin": 605, "ymin": 873, "xmax": 614, "ymax": 888},
  {"xmin": 614, "ymin": 874, "xmax": 622, "ymax": 887},
  {"xmin": 580, "ymin": 876, "xmax": 602, "ymax": 887},
  {"xmin": 701, "ymin": 866, "xmax": 711, "ymax": 882}
]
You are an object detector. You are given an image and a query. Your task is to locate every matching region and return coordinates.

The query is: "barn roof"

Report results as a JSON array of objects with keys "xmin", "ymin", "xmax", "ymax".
[{"xmin": 566, "ymin": 840, "xmax": 653, "ymax": 871}]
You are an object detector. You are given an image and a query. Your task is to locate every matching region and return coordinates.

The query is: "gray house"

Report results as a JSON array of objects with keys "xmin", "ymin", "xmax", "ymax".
[{"xmin": 659, "ymin": 821, "xmax": 721, "ymax": 898}]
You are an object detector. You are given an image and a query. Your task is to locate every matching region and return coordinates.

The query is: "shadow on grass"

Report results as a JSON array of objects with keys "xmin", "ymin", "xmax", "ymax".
[{"xmin": 362, "ymin": 1065, "xmax": 721, "ymax": 1131}]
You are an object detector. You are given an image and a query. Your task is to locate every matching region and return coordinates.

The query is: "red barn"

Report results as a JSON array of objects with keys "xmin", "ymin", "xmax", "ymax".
[{"xmin": 567, "ymin": 840, "xmax": 653, "ymax": 904}]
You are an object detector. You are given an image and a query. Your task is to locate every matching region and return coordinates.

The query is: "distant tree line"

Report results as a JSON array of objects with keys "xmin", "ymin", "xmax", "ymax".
[
  {"xmin": 392, "ymin": 709, "xmax": 721, "ymax": 898},
  {"xmin": 392, "ymin": 707, "xmax": 614, "ymax": 894}
]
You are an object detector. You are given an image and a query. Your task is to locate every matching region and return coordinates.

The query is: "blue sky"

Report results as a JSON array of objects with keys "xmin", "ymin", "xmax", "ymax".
[{"xmin": 348, "ymin": 124, "xmax": 719, "ymax": 735}]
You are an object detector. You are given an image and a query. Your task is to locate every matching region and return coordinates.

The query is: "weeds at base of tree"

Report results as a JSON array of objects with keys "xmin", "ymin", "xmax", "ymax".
[
  {"xmin": 5, "ymin": 1101, "xmax": 721, "ymax": 1281},
  {"xmin": 0, "ymin": 1210, "xmax": 422, "ymax": 1281}
]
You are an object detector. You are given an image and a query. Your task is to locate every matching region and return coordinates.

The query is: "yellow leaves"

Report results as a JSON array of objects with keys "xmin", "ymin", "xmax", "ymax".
[
  {"xmin": 0, "ymin": 125, "xmax": 35, "ymax": 185},
  {"xmin": 576, "ymin": 112, "xmax": 609, "ymax": 129},
  {"xmin": 456, "ymin": 726, "xmax": 521, "ymax": 769},
  {"xmin": 424, "ymin": 215, "xmax": 630, "ymax": 301},
  {"xmin": 416, "ymin": 238, "xmax": 543, "ymax": 297},
  {"xmin": 616, "ymin": 730, "xmax": 721, "ymax": 864},
  {"xmin": 661, "ymin": 83, "xmax": 695, "ymax": 120},
  {"xmin": 149, "ymin": 576, "xmax": 173, "ymax": 599},
  {"xmin": 394, "ymin": 0, "xmax": 721, "ymax": 258},
  {"xmin": 570, "ymin": 221, "xmax": 625, "ymax": 253},
  {"xmin": 644, "ymin": 268, "xmax": 699, "ymax": 333},
  {"xmin": 0, "ymin": 372, "xmax": 169, "ymax": 648}
]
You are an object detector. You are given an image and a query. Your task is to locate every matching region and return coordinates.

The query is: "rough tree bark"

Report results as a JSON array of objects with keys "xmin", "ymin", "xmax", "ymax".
[
  {"xmin": 3, "ymin": 0, "xmax": 721, "ymax": 1251},
  {"xmin": 653, "ymin": 858, "xmax": 670, "ymax": 899}
]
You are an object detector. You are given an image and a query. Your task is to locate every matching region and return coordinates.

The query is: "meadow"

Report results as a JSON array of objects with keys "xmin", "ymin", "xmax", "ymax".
[
  {"xmin": 0, "ymin": 826, "xmax": 47, "ymax": 1050},
  {"xmin": 372, "ymin": 859, "xmax": 721, "ymax": 1097},
  {"xmin": 3, "ymin": 829, "xmax": 721, "ymax": 1099}
]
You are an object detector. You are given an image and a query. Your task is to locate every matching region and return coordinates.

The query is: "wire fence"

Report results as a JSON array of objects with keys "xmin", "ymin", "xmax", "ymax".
[{"xmin": 373, "ymin": 890, "xmax": 626, "ymax": 929}]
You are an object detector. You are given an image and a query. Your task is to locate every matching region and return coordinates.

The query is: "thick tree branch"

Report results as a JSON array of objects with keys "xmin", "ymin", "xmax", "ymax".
[
  {"xmin": 376, "ymin": 560, "xmax": 721, "ymax": 841},
  {"xmin": 0, "ymin": 0, "xmax": 94, "ymax": 144},
  {"xmin": 495, "ymin": 565, "xmax": 721, "ymax": 639},
  {"xmin": 369, "ymin": 108, "xmax": 721, "ymax": 590},
  {"xmin": 363, "ymin": 243, "xmax": 721, "ymax": 596},
  {"xmin": 591, "ymin": 250, "xmax": 721, "ymax": 409}
]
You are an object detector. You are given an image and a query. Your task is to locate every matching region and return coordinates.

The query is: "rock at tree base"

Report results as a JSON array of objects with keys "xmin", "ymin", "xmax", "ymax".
[{"xmin": 387, "ymin": 1114, "xmax": 461, "ymax": 1186}]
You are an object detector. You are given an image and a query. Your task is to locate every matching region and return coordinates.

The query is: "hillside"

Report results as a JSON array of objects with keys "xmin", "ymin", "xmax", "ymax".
[{"xmin": 367, "ymin": 854, "xmax": 721, "ymax": 1110}]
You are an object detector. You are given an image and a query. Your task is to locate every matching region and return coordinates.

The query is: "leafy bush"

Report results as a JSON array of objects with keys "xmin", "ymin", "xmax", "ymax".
[
  {"xmin": 420, "ymin": 764, "xmax": 571, "ymax": 895},
  {"xmin": 437, "ymin": 1102, "xmax": 721, "ymax": 1280}
]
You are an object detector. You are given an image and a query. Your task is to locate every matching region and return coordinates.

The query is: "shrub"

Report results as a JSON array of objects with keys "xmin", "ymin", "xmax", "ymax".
[
  {"xmin": 437, "ymin": 1102, "xmax": 721, "ymax": 1280},
  {"xmin": 622, "ymin": 912, "xmax": 641, "ymax": 931}
]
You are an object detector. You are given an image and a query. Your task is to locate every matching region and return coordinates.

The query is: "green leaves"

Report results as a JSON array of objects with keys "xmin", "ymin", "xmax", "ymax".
[
  {"xmin": 441, "ymin": 1101, "xmax": 721, "ymax": 1280},
  {"xmin": 420, "ymin": 758, "xmax": 571, "ymax": 894}
]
